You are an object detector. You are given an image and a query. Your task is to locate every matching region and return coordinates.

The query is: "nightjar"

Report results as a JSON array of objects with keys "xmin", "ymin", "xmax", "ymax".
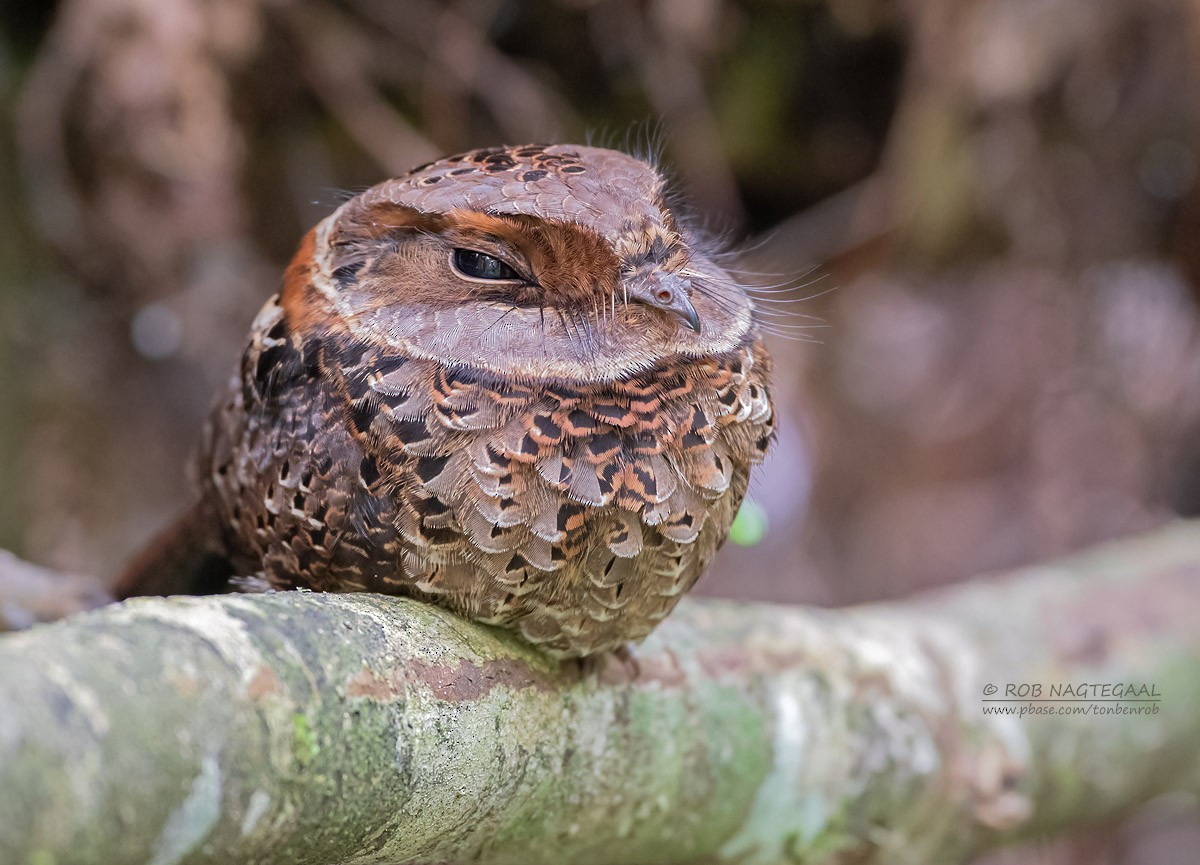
[{"xmin": 118, "ymin": 144, "xmax": 775, "ymax": 657}]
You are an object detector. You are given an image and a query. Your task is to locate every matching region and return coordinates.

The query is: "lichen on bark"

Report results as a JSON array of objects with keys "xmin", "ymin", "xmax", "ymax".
[{"xmin": 1, "ymin": 523, "xmax": 1199, "ymax": 865}]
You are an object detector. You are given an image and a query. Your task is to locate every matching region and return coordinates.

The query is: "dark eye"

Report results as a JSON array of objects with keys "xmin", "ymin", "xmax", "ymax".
[{"xmin": 452, "ymin": 248, "xmax": 521, "ymax": 281}]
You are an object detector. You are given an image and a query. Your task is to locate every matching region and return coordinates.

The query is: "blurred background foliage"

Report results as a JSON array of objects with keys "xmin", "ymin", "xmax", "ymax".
[{"xmin": 1, "ymin": 1, "xmax": 1200, "ymax": 860}]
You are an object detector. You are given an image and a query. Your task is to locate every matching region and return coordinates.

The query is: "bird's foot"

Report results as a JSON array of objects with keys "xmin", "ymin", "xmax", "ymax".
[{"xmin": 576, "ymin": 643, "xmax": 641, "ymax": 684}]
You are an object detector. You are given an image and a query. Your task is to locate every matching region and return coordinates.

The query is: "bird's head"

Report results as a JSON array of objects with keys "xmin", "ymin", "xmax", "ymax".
[{"xmin": 281, "ymin": 144, "xmax": 756, "ymax": 380}]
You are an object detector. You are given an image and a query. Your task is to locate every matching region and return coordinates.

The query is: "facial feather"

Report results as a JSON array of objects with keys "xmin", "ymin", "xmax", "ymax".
[{"xmin": 285, "ymin": 144, "xmax": 755, "ymax": 381}]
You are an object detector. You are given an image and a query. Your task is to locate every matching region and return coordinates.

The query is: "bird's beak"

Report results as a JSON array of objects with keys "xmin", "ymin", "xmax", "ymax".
[{"xmin": 629, "ymin": 273, "xmax": 702, "ymax": 333}]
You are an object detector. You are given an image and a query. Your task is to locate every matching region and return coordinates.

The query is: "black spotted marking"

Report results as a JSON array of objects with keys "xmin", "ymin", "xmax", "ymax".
[
  {"xmin": 349, "ymin": 398, "xmax": 378, "ymax": 435},
  {"xmin": 416, "ymin": 454, "xmax": 450, "ymax": 483},
  {"xmin": 551, "ymin": 546, "xmax": 566, "ymax": 562},
  {"xmin": 506, "ymin": 553, "xmax": 529, "ymax": 573},
  {"xmin": 333, "ymin": 261, "xmax": 364, "ymax": 284},
  {"xmin": 329, "ymin": 536, "xmax": 372, "ymax": 569},
  {"xmin": 345, "ymin": 373, "xmax": 371, "ymax": 402},
  {"xmin": 360, "ymin": 455, "xmax": 381, "ymax": 486},
  {"xmin": 520, "ymin": 170, "xmax": 548, "ymax": 182},
  {"xmin": 548, "ymin": 385, "xmax": 585, "ymax": 404},
  {"xmin": 622, "ymin": 376, "xmax": 660, "ymax": 396},
  {"xmin": 336, "ymin": 340, "xmax": 370, "ymax": 369},
  {"xmin": 295, "ymin": 544, "xmax": 321, "ymax": 573},
  {"xmin": 444, "ymin": 365, "xmax": 482, "ymax": 388},
  {"xmin": 556, "ymin": 503, "xmax": 586, "ymax": 532},
  {"xmin": 597, "ymin": 462, "xmax": 620, "ymax": 496},
  {"xmin": 431, "ymin": 366, "xmax": 453, "ymax": 392},
  {"xmin": 309, "ymin": 525, "xmax": 328, "ymax": 547},
  {"xmin": 254, "ymin": 344, "xmax": 291, "ymax": 390},
  {"xmin": 756, "ymin": 434, "xmax": 772, "ymax": 453},
  {"xmin": 565, "ymin": 410, "xmax": 597, "ymax": 434},
  {"xmin": 588, "ymin": 431, "xmax": 622, "ymax": 457},
  {"xmin": 415, "ymin": 497, "xmax": 450, "ymax": 518},
  {"xmin": 469, "ymin": 146, "xmax": 511, "ymax": 161},
  {"xmin": 632, "ymin": 465, "xmax": 657, "ymax": 499},
  {"xmin": 374, "ymin": 355, "xmax": 408, "ymax": 377},
  {"xmin": 630, "ymin": 395, "xmax": 662, "ymax": 413},
  {"xmin": 393, "ymin": 419, "xmax": 432, "ymax": 445},
  {"xmin": 448, "ymin": 167, "xmax": 475, "ymax": 176},
  {"xmin": 648, "ymin": 235, "xmax": 670, "ymax": 262},
  {"xmin": 380, "ymin": 390, "xmax": 414, "ymax": 411},
  {"xmin": 531, "ymin": 415, "xmax": 562, "ymax": 441},
  {"xmin": 300, "ymin": 338, "xmax": 323, "ymax": 376},
  {"xmin": 628, "ymin": 433, "xmax": 660, "ymax": 455},
  {"xmin": 560, "ymin": 165, "xmax": 587, "ymax": 174},
  {"xmin": 681, "ymin": 432, "xmax": 707, "ymax": 449},
  {"xmin": 351, "ymin": 488, "xmax": 384, "ymax": 532},
  {"xmin": 659, "ymin": 374, "xmax": 692, "ymax": 400},
  {"xmin": 717, "ymin": 388, "xmax": 739, "ymax": 407},
  {"xmin": 266, "ymin": 319, "xmax": 288, "ymax": 341},
  {"xmin": 433, "ymin": 402, "xmax": 460, "ymax": 425},
  {"xmin": 424, "ymin": 527, "xmax": 459, "ymax": 546},
  {"xmin": 590, "ymin": 404, "xmax": 631, "ymax": 426},
  {"xmin": 519, "ymin": 434, "xmax": 540, "ymax": 456}
]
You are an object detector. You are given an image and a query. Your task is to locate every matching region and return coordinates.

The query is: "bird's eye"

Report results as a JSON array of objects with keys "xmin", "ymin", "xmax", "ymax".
[{"xmin": 452, "ymin": 248, "xmax": 521, "ymax": 281}]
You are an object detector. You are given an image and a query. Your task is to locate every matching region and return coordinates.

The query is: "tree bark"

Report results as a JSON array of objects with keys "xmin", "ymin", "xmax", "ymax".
[{"xmin": 2, "ymin": 523, "xmax": 1199, "ymax": 865}]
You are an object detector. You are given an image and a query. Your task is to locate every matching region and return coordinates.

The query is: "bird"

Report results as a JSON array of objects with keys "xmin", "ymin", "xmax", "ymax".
[{"xmin": 116, "ymin": 143, "xmax": 776, "ymax": 658}]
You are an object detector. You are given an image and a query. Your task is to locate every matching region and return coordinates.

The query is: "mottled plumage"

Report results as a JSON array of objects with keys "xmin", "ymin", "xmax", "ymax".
[{"xmin": 119, "ymin": 144, "xmax": 775, "ymax": 657}]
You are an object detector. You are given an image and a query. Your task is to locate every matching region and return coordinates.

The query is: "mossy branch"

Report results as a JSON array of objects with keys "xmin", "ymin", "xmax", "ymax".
[{"xmin": 2, "ymin": 524, "xmax": 1200, "ymax": 865}]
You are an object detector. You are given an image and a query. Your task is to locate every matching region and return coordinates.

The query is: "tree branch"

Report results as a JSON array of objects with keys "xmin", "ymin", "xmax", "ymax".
[
  {"xmin": 2, "ymin": 524, "xmax": 1199, "ymax": 865},
  {"xmin": 0, "ymin": 549, "xmax": 111, "ymax": 632}
]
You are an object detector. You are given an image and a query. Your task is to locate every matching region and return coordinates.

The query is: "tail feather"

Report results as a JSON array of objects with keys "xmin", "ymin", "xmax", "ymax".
[{"xmin": 114, "ymin": 502, "xmax": 233, "ymax": 599}]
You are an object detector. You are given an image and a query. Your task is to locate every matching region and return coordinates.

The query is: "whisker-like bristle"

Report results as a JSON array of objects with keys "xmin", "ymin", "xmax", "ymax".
[
  {"xmin": 692, "ymin": 276, "xmax": 831, "ymax": 323},
  {"xmin": 721, "ymin": 262, "xmax": 823, "ymax": 279}
]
